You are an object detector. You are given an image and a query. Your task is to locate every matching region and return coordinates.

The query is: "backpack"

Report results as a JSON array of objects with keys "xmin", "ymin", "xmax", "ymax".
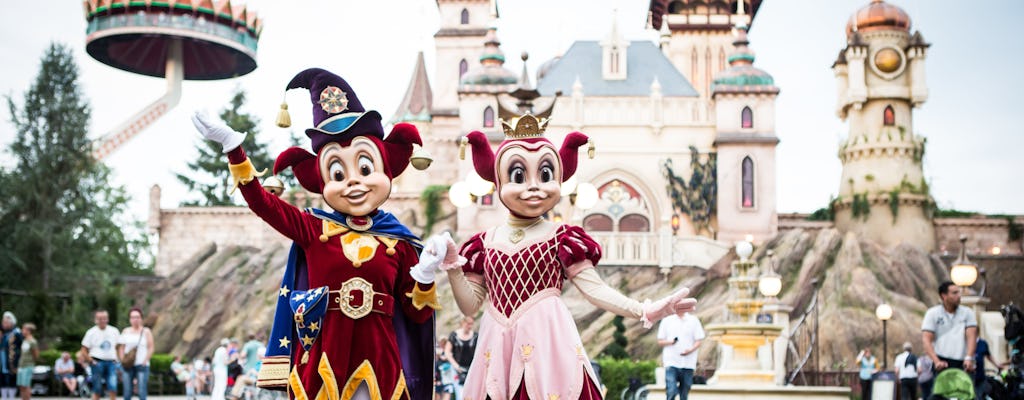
[{"xmin": 905, "ymin": 353, "xmax": 917, "ymax": 369}]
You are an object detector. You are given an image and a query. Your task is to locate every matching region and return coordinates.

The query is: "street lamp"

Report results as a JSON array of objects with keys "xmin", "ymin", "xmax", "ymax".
[
  {"xmin": 950, "ymin": 234, "xmax": 978, "ymax": 288},
  {"xmin": 735, "ymin": 240, "xmax": 753, "ymax": 261},
  {"xmin": 670, "ymin": 214, "xmax": 681, "ymax": 235},
  {"xmin": 875, "ymin": 302, "xmax": 893, "ymax": 369},
  {"xmin": 448, "ymin": 181, "xmax": 473, "ymax": 208},
  {"xmin": 759, "ymin": 250, "xmax": 782, "ymax": 299},
  {"xmin": 573, "ymin": 182, "xmax": 599, "ymax": 209}
]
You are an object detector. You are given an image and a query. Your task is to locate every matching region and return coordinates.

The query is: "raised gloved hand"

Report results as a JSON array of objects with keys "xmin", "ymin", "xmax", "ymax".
[
  {"xmin": 438, "ymin": 232, "xmax": 466, "ymax": 271},
  {"xmin": 409, "ymin": 233, "xmax": 451, "ymax": 284},
  {"xmin": 191, "ymin": 111, "xmax": 246, "ymax": 153},
  {"xmin": 641, "ymin": 287, "xmax": 697, "ymax": 328}
]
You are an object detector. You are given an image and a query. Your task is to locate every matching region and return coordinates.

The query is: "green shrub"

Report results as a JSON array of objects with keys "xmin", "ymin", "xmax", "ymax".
[
  {"xmin": 38, "ymin": 349, "xmax": 62, "ymax": 367},
  {"xmin": 595, "ymin": 357, "xmax": 657, "ymax": 398},
  {"xmin": 151, "ymin": 353, "xmax": 176, "ymax": 373}
]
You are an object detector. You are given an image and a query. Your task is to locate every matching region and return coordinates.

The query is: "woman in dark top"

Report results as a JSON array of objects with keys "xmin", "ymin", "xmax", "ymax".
[{"xmin": 446, "ymin": 316, "xmax": 478, "ymax": 385}]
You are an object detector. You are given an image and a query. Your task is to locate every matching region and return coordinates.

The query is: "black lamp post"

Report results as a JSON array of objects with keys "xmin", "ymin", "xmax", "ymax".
[{"xmin": 875, "ymin": 302, "xmax": 893, "ymax": 369}]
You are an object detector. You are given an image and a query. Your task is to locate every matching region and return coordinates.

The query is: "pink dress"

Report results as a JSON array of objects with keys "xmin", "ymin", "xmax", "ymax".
[{"xmin": 459, "ymin": 224, "xmax": 604, "ymax": 400}]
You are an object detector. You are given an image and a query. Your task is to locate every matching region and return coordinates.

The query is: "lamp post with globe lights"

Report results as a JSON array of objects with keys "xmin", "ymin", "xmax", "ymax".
[
  {"xmin": 759, "ymin": 250, "xmax": 782, "ymax": 301},
  {"xmin": 950, "ymin": 234, "xmax": 978, "ymax": 288},
  {"xmin": 875, "ymin": 302, "xmax": 893, "ymax": 369}
]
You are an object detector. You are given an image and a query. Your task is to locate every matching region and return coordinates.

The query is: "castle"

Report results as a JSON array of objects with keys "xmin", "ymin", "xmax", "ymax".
[{"xmin": 149, "ymin": 0, "xmax": 1023, "ymax": 276}]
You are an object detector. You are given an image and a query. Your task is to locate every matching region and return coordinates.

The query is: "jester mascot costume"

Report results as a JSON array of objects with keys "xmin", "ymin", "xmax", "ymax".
[
  {"xmin": 439, "ymin": 114, "xmax": 698, "ymax": 399},
  {"xmin": 191, "ymin": 68, "xmax": 457, "ymax": 400}
]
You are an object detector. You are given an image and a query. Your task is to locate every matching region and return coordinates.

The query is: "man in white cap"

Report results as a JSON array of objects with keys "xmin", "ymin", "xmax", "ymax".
[{"xmin": 211, "ymin": 339, "xmax": 229, "ymax": 400}]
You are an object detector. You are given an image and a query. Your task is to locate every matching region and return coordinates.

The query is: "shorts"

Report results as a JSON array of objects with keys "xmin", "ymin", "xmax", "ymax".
[
  {"xmin": 58, "ymin": 373, "xmax": 75, "ymax": 380},
  {"xmin": 16, "ymin": 368, "xmax": 33, "ymax": 387},
  {"xmin": 435, "ymin": 383, "xmax": 454, "ymax": 394},
  {"xmin": 91, "ymin": 360, "xmax": 118, "ymax": 394}
]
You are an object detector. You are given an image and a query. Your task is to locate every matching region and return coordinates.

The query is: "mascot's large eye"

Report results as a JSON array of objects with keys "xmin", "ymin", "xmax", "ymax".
[
  {"xmin": 509, "ymin": 166, "xmax": 526, "ymax": 184},
  {"xmin": 540, "ymin": 164, "xmax": 555, "ymax": 183},
  {"xmin": 357, "ymin": 155, "xmax": 375, "ymax": 176},
  {"xmin": 329, "ymin": 161, "xmax": 345, "ymax": 182}
]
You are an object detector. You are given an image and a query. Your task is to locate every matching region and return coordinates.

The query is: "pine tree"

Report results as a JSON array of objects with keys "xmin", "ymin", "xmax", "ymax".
[
  {"xmin": 176, "ymin": 89, "xmax": 275, "ymax": 206},
  {"xmin": 0, "ymin": 43, "xmax": 145, "ymax": 295}
]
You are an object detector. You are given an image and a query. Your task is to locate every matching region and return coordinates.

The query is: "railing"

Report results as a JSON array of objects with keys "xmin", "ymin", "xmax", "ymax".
[
  {"xmin": 786, "ymin": 281, "xmax": 821, "ymax": 386},
  {"xmin": 590, "ymin": 232, "xmax": 659, "ymax": 266}
]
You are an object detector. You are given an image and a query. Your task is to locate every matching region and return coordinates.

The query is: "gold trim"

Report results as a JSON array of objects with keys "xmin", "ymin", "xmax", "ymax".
[
  {"xmin": 317, "ymin": 356, "xmax": 340, "ymax": 400},
  {"xmin": 391, "ymin": 373, "xmax": 407, "ymax": 400},
  {"xmin": 376, "ymin": 237, "xmax": 399, "ymax": 256},
  {"xmin": 289, "ymin": 367, "xmax": 309, "ymax": 400},
  {"xmin": 320, "ymin": 220, "xmax": 349, "ymax": 243},
  {"xmin": 335, "ymin": 278, "xmax": 375, "ymax": 319},
  {"xmin": 405, "ymin": 282, "xmax": 441, "ymax": 311},
  {"xmin": 340, "ymin": 360, "xmax": 382, "ymax": 400},
  {"xmin": 228, "ymin": 158, "xmax": 267, "ymax": 194}
]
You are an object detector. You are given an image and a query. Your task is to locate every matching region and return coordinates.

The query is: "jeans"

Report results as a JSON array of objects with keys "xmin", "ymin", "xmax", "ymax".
[
  {"xmin": 122, "ymin": 365, "xmax": 149, "ymax": 400},
  {"xmin": 860, "ymin": 378, "xmax": 872, "ymax": 400},
  {"xmin": 665, "ymin": 367, "xmax": 694, "ymax": 400},
  {"xmin": 92, "ymin": 360, "xmax": 118, "ymax": 394},
  {"xmin": 920, "ymin": 379, "xmax": 933, "ymax": 400},
  {"xmin": 899, "ymin": 378, "xmax": 917, "ymax": 400}
]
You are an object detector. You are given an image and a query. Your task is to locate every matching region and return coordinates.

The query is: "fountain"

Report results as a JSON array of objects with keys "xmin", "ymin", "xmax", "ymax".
[{"xmin": 644, "ymin": 241, "xmax": 850, "ymax": 400}]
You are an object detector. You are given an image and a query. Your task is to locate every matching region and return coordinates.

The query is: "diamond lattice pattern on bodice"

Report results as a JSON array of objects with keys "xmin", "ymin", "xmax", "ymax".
[{"xmin": 485, "ymin": 234, "xmax": 564, "ymax": 317}]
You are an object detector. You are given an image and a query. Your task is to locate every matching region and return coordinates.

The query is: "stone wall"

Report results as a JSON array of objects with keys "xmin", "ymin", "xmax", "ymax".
[{"xmin": 934, "ymin": 217, "xmax": 1024, "ymax": 256}]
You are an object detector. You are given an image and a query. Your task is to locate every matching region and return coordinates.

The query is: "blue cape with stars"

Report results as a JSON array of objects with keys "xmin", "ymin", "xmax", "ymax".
[{"xmin": 264, "ymin": 209, "xmax": 434, "ymax": 399}]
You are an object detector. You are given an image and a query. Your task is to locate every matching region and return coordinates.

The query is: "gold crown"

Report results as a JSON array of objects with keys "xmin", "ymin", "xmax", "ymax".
[{"xmin": 500, "ymin": 113, "xmax": 548, "ymax": 139}]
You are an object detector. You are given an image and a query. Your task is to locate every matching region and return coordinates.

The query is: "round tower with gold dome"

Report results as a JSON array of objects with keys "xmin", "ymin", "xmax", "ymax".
[{"xmin": 832, "ymin": 0, "xmax": 934, "ymax": 250}]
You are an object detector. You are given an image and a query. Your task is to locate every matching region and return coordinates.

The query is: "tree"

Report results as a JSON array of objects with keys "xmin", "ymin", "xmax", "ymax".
[
  {"xmin": 176, "ymin": 89, "xmax": 275, "ymax": 206},
  {"xmin": 0, "ymin": 43, "xmax": 145, "ymax": 315}
]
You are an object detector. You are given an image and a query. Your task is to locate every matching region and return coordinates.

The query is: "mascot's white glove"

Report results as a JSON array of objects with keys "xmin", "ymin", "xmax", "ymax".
[
  {"xmin": 410, "ymin": 232, "xmax": 460, "ymax": 284},
  {"xmin": 641, "ymin": 287, "xmax": 697, "ymax": 328},
  {"xmin": 191, "ymin": 111, "xmax": 246, "ymax": 153}
]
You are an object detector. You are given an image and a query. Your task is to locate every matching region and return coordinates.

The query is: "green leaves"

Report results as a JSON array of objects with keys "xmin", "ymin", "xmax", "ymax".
[
  {"xmin": 176, "ymin": 89, "xmax": 276, "ymax": 206},
  {"xmin": 0, "ymin": 42, "xmax": 146, "ymax": 338}
]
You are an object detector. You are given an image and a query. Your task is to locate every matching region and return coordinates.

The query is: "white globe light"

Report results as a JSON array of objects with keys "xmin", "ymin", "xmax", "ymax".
[
  {"xmin": 875, "ymin": 303, "xmax": 893, "ymax": 321},
  {"xmin": 735, "ymin": 241, "xmax": 753, "ymax": 260},
  {"xmin": 950, "ymin": 263, "xmax": 978, "ymax": 287},
  {"xmin": 561, "ymin": 175, "xmax": 579, "ymax": 196},
  {"xmin": 758, "ymin": 274, "xmax": 782, "ymax": 298},
  {"xmin": 466, "ymin": 171, "xmax": 494, "ymax": 197},
  {"xmin": 448, "ymin": 181, "xmax": 473, "ymax": 208},
  {"xmin": 574, "ymin": 182, "xmax": 599, "ymax": 209}
]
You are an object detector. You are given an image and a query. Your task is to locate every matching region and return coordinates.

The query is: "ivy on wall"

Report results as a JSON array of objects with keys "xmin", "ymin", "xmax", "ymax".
[
  {"xmin": 662, "ymin": 146, "xmax": 717, "ymax": 235},
  {"xmin": 420, "ymin": 184, "xmax": 450, "ymax": 236}
]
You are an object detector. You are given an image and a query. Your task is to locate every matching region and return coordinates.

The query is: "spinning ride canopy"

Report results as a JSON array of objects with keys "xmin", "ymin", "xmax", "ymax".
[{"xmin": 84, "ymin": 0, "xmax": 262, "ymax": 80}]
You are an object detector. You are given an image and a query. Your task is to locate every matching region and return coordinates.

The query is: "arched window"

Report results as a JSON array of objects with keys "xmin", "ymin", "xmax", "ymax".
[
  {"xmin": 483, "ymin": 106, "xmax": 495, "ymax": 128},
  {"xmin": 619, "ymin": 214, "xmax": 650, "ymax": 232},
  {"xmin": 460, "ymin": 8, "xmax": 469, "ymax": 25},
  {"xmin": 610, "ymin": 47, "xmax": 619, "ymax": 74},
  {"xmin": 668, "ymin": 1, "xmax": 685, "ymax": 14},
  {"xmin": 883, "ymin": 105, "xmax": 895, "ymax": 126},
  {"xmin": 583, "ymin": 214, "xmax": 614, "ymax": 231},
  {"xmin": 741, "ymin": 106, "xmax": 753, "ymax": 129},
  {"xmin": 742, "ymin": 156, "xmax": 754, "ymax": 208},
  {"xmin": 459, "ymin": 59, "xmax": 468, "ymax": 79}
]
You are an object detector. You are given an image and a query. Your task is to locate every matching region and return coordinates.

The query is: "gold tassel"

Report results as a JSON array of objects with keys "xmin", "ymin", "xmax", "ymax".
[
  {"xmin": 459, "ymin": 136, "xmax": 468, "ymax": 160},
  {"xmin": 276, "ymin": 102, "xmax": 291, "ymax": 128},
  {"xmin": 587, "ymin": 139, "xmax": 595, "ymax": 159}
]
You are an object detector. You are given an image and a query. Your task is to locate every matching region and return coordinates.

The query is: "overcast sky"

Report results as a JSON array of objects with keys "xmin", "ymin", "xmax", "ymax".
[{"xmin": 1, "ymin": 0, "xmax": 1021, "ymax": 225}]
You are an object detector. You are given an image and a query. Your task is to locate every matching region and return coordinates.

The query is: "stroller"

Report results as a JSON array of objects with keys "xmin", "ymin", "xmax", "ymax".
[{"xmin": 930, "ymin": 368, "xmax": 974, "ymax": 400}]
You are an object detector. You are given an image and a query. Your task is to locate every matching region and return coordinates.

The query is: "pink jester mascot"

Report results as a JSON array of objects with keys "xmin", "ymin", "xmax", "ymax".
[{"xmin": 439, "ymin": 113, "xmax": 698, "ymax": 400}]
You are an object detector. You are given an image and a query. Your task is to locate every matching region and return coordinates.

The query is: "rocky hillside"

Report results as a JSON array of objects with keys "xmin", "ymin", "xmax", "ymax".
[{"xmin": 145, "ymin": 227, "xmax": 952, "ymax": 371}]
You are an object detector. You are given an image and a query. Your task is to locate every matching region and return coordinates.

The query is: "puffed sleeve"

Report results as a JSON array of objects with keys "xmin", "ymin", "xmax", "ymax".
[
  {"xmin": 459, "ymin": 232, "xmax": 487, "ymax": 285},
  {"xmin": 557, "ymin": 225, "xmax": 602, "ymax": 279}
]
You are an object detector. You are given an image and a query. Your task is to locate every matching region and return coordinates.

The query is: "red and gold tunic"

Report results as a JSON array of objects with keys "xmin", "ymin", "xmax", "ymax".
[{"xmin": 229, "ymin": 149, "xmax": 433, "ymax": 400}]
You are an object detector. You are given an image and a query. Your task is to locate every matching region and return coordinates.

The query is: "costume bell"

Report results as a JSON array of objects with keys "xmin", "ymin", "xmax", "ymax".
[
  {"xmin": 441, "ymin": 115, "xmax": 699, "ymax": 400},
  {"xmin": 191, "ymin": 68, "xmax": 457, "ymax": 400}
]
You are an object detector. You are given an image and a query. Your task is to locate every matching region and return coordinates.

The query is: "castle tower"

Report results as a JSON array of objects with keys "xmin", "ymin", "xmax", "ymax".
[
  {"xmin": 433, "ymin": 0, "xmax": 492, "ymax": 114},
  {"xmin": 454, "ymin": 20, "xmax": 518, "ymax": 237},
  {"xmin": 832, "ymin": 0, "xmax": 934, "ymax": 250},
  {"xmin": 711, "ymin": 26, "xmax": 779, "ymax": 244},
  {"xmin": 648, "ymin": 0, "xmax": 763, "ymax": 98}
]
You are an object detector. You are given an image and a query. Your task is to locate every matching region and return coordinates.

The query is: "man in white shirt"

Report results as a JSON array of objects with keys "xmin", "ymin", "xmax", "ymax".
[
  {"xmin": 893, "ymin": 342, "xmax": 918, "ymax": 400},
  {"xmin": 80, "ymin": 310, "xmax": 120, "ymax": 400},
  {"xmin": 922, "ymin": 281, "xmax": 978, "ymax": 373},
  {"xmin": 657, "ymin": 312, "xmax": 705, "ymax": 400}
]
